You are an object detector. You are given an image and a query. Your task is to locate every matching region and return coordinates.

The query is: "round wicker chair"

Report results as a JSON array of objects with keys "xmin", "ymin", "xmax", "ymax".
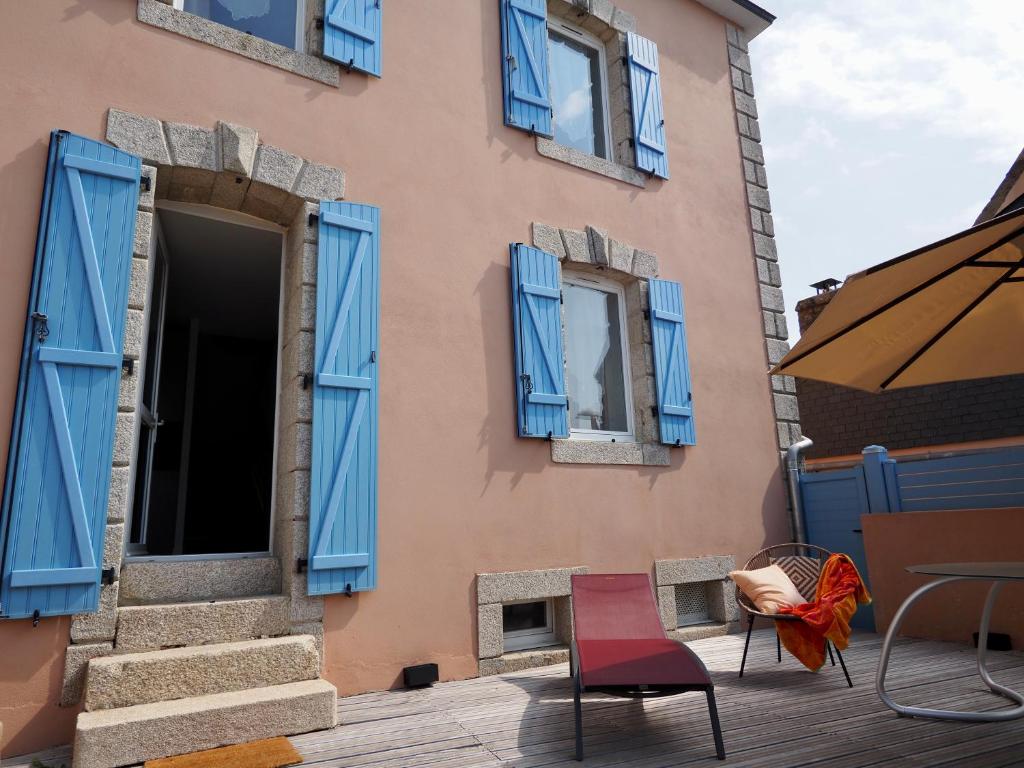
[{"xmin": 735, "ymin": 543, "xmax": 852, "ymax": 686}]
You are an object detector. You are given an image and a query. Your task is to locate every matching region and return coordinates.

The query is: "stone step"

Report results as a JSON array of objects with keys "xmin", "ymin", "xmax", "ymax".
[
  {"xmin": 119, "ymin": 556, "xmax": 281, "ymax": 604},
  {"xmin": 85, "ymin": 635, "xmax": 320, "ymax": 711},
  {"xmin": 115, "ymin": 595, "xmax": 289, "ymax": 651},
  {"xmin": 73, "ymin": 679, "xmax": 336, "ymax": 768}
]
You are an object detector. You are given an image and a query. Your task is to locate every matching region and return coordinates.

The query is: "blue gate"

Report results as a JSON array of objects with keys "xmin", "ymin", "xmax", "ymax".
[
  {"xmin": 800, "ymin": 463, "xmax": 875, "ymax": 630},
  {"xmin": 799, "ymin": 443, "xmax": 1024, "ymax": 632}
]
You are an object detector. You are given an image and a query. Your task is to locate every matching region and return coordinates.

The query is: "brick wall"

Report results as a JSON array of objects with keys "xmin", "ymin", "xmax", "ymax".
[{"xmin": 795, "ymin": 291, "xmax": 1024, "ymax": 459}]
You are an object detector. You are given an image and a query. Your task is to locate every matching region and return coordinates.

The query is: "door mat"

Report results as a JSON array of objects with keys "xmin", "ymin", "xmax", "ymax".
[{"xmin": 144, "ymin": 737, "xmax": 303, "ymax": 768}]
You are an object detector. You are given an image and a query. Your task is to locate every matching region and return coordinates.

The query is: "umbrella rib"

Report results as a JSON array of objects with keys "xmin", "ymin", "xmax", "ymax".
[
  {"xmin": 864, "ymin": 208, "xmax": 1024, "ymax": 276},
  {"xmin": 878, "ymin": 265, "xmax": 1018, "ymax": 390},
  {"xmin": 780, "ymin": 229, "xmax": 1024, "ymax": 371}
]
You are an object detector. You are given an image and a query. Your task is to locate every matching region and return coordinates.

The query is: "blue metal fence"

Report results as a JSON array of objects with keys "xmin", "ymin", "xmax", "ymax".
[{"xmin": 798, "ymin": 443, "xmax": 1024, "ymax": 631}]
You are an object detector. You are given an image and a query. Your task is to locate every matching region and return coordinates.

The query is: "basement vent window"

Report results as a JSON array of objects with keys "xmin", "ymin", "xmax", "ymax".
[
  {"xmin": 503, "ymin": 599, "xmax": 557, "ymax": 652},
  {"xmin": 675, "ymin": 582, "xmax": 713, "ymax": 627}
]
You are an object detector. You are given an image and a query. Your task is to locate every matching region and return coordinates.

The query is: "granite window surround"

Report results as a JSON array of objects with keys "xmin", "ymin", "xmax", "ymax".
[
  {"xmin": 138, "ymin": 0, "xmax": 340, "ymax": 86},
  {"xmin": 538, "ymin": 1, "xmax": 648, "ymax": 187},
  {"xmin": 476, "ymin": 566, "xmax": 588, "ymax": 676},
  {"xmin": 530, "ymin": 221, "xmax": 670, "ymax": 466},
  {"xmin": 654, "ymin": 556, "xmax": 740, "ymax": 642}
]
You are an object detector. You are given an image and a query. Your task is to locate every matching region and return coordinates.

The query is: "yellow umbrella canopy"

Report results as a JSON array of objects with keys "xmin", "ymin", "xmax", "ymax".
[{"xmin": 772, "ymin": 207, "xmax": 1024, "ymax": 392}]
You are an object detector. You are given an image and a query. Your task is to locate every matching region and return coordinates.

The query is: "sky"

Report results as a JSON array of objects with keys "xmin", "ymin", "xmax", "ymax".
[{"xmin": 749, "ymin": 0, "xmax": 1024, "ymax": 339}]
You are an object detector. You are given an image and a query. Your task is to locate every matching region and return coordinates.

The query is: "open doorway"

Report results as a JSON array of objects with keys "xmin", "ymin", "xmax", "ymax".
[{"xmin": 128, "ymin": 204, "xmax": 283, "ymax": 557}]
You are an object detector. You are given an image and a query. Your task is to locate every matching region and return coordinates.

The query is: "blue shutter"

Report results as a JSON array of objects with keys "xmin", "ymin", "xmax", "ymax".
[
  {"xmin": 0, "ymin": 131, "xmax": 140, "ymax": 619},
  {"xmin": 324, "ymin": 0, "xmax": 382, "ymax": 77},
  {"xmin": 500, "ymin": 0, "xmax": 553, "ymax": 137},
  {"xmin": 308, "ymin": 202, "xmax": 380, "ymax": 596},
  {"xmin": 510, "ymin": 244, "xmax": 568, "ymax": 439},
  {"xmin": 627, "ymin": 32, "xmax": 669, "ymax": 179},
  {"xmin": 649, "ymin": 279, "xmax": 695, "ymax": 446}
]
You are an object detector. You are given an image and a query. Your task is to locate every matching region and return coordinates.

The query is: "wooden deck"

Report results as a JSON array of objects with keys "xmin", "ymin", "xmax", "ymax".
[{"xmin": 10, "ymin": 630, "xmax": 1024, "ymax": 768}]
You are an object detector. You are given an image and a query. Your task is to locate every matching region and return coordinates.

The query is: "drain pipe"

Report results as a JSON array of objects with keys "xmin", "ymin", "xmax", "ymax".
[{"xmin": 786, "ymin": 436, "xmax": 814, "ymax": 544}]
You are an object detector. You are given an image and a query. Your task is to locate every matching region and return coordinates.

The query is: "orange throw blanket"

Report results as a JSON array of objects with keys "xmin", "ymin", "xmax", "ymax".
[{"xmin": 776, "ymin": 553, "xmax": 871, "ymax": 671}]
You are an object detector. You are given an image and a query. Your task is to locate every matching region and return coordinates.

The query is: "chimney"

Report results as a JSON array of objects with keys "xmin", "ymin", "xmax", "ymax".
[{"xmin": 796, "ymin": 278, "xmax": 842, "ymax": 334}]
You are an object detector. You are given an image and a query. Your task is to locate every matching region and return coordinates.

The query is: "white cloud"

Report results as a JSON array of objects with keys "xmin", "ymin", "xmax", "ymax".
[
  {"xmin": 763, "ymin": 117, "xmax": 840, "ymax": 162},
  {"xmin": 752, "ymin": 0, "xmax": 1024, "ymax": 163}
]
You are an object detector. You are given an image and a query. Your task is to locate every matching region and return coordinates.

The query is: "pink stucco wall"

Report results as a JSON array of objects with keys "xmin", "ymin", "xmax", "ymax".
[
  {"xmin": 0, "ymin": 617, "xmax": 79, "ymax": 757},
  {"xmin": 0, "ymin": 0, "xmax": 789, "ymax": 753}
]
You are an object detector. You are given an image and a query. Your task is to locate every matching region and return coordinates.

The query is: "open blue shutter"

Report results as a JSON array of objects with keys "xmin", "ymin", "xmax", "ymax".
[
  {"xmin": 627, "ymin": 32, "xmax": 669, "ymax": 179},
  {"xmin": 324, "ymin": 0, "xmax": 382, "ymax": 77},
  {"xmin": 500, "ymin": 0, "xmax": 553, "ymax": 137},
  {"xmin": 308, "ymin": 202, "xmax": 380, "ymax": 596},
  {"xmin": 0, "ymin": 131, "xmax": 140, "ymax": 619},
  {"xmin": 510, "ymin": 244, "xmax": 568, "ymax": 439},
  {"xmin": 649, "ymin": 279, "xmax": 695, "ymax": 446}
]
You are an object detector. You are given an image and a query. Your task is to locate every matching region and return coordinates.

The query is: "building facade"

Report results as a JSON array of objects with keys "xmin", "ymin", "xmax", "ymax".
[{"xmin": 0, "ymin": 1, "xmax": 796, "ymax": 763}]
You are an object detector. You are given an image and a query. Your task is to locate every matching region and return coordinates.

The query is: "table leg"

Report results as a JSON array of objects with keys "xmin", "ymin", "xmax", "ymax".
[{"xmin": 876, "ymin": 576, "xmax": 1024, "ymax": 722}]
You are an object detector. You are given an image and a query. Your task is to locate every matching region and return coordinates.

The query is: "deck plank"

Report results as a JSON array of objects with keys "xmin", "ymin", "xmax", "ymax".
[{"xmin": 6, "ymin": 631, "xmax": 1023, "ymax": 768}]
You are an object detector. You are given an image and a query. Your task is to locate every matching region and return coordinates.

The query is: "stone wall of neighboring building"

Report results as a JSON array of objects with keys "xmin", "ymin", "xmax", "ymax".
[{"xmin": 795, "ymin": 290, "xmax": 1024, "ymax": 459}]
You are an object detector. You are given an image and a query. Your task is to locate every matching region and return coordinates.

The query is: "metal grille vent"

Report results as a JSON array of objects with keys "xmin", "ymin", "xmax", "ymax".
[{"xmin": 675, "ymin": 582, "xmax": 711, "ymax": 626}]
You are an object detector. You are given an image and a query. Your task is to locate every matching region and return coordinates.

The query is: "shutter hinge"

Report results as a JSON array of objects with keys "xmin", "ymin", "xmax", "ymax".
[
  {"xmin": 345, "ymin": 583, "xmax": 353, "ymax": 597},
  {"xmin": 560, "ymin": 291, "xmax": 564, "ymax": 305},
  {"xmin": 101, "ymin": 567, "xmax": 116, "ymax": 586},
  {"xmin": 31, "ymin": 312, "xmax": 49, "ymax": 343},
  {"xmin": 139, "ymin": 175, "xmax": 152, "ymax": 192},
  {"xmin": 32, "ymin": 609, "xmax": 41, "ymax": 627},
  {"xmin": 121, "ymin": 357, "xmax": 134, "ymax": 376},
  {"xmin": 301, "ymin": 373, "xmax": 311, "ymax": 390},
  {"xmin": 643, "ymin": 309, "xmax": 650, "ymax": 320},
  {"xmin": 308, "ymin": 212, "xmax": 319, "ymax": 226},
  {"xmin": 651, "ymin": 405, "xmax": 658, "ymax": 417},
  {"xmin": 315, "ymin": 16, "xmax": 324, "ymax": 29},
  {"xmin": 296, "ymin": 558, "xmax": 309, "ymax": 574}
]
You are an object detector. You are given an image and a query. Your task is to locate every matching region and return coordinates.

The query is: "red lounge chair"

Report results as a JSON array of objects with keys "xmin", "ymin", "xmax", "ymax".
[{"xmin": 570, "ymin": 574, "xmax": 726, "ymax": 761}]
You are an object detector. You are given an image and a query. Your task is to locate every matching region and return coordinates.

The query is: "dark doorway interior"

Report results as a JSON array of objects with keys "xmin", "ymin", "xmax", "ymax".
[{"xmin": 129, "ymin": 207, "xmax": 281, "ymax": 556}]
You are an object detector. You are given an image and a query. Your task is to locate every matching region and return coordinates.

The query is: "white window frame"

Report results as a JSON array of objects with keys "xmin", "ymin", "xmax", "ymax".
[
  {"xmin": 502, "ymin": 599, "xmax": 558, "ymax": 652},
  {"xmin": 172, "ymin": 0, "xmax": 306, "ymax": 53},
  {"xmin": 562, "ymin": 273, "xmax": 636, "ymax": 443},
  {"xmin": 546, "ymin": 17, "xmax": 614, "ymax": 161}
]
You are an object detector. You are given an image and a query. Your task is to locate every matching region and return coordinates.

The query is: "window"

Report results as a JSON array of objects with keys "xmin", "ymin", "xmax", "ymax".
[
  {"xmin": 175, "ymin": 0, "xmax": 305, "ymax": 51},
  {"xmin": 676, "ymin": 582, "xmax": 713, "ymax": 627},
  {"xmin": 502, "ymin": 599, "xmax": 557, "ymax": 652},
  {"xmin": 563, "ymin": 274, "xmax": 634, "ymax": 441},
  {"xmin": 547, "ymin": 20, "xmax": 612, "ymax": 160}
]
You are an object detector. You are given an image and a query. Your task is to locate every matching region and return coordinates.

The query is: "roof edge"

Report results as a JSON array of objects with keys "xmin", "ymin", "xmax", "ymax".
[{"xmin": 694, "ymin": 0, "xmax": 775, "ymax": 39}]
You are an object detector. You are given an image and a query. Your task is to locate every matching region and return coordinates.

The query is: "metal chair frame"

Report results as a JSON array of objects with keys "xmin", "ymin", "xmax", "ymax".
[{"xmin": 735, "ymin": 543, "xmax": 853, "ymax": 687}]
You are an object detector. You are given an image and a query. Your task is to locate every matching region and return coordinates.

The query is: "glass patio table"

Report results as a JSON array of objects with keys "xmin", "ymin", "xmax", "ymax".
[{"xmin": 876, "ymin": 562, "xmax": 1024, "ymax": 722}]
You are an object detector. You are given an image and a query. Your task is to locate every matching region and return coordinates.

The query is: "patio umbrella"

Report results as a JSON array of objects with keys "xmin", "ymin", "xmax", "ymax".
[{"xmin": 771, "ymin": 206, "xmax": 1024, "ymax": 392}]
